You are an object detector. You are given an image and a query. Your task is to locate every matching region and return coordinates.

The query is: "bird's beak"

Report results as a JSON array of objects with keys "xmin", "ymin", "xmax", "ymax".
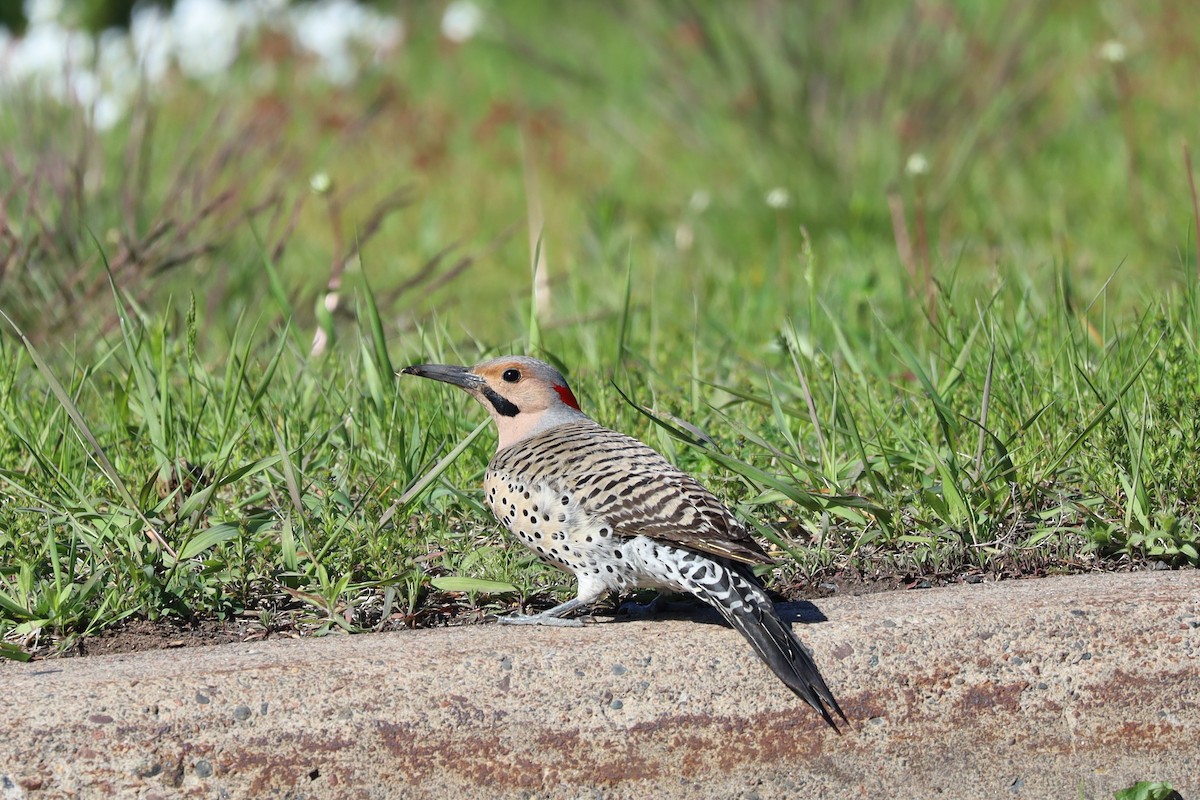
[{"xmin": 400, "ymin": 363, "xmax": 482, "ymax": 390}]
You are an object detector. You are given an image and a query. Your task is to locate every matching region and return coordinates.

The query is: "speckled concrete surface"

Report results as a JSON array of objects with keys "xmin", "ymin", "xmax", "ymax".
[{"xmin": 1, "ymin": 570, "xmax": 1197, "ymax": 799}]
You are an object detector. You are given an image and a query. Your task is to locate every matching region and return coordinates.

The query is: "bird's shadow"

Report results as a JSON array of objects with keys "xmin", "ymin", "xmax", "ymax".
[{"xmin": 607, "ymin": 595, "xmax": 829, "ymax": 629}]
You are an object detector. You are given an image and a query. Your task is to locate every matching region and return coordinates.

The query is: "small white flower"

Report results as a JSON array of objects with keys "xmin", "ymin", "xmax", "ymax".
[
  {"xmin": 291, "ymin": 0, "xmax": 362, "ymax": 82},
  {"xmin": 442, "ymin": 0, "xmax": 483, "ymax": 44},
  {"xmin": 24, "ymin": 0, "xmax": 64, "ymax": 26},
  {"xmin": 249, "ymin": 0, "xmax": 289, "ymax": 14},
  {"xmin": 905, "ymin": 152, "xmax": 930, "ymax": 177},
  {"xmin": 674, "ymin": 223, "xmax": 694, "ymax": 252},
  {"xmin": 92, "ymin": 93, "xmax": 123, "ymax": 130},
  {"xmin": 371, "ymin": 17, "xmax": 405, "ymax": 58},
  {"xmin": 92, "ymin": 28, "xmax": 136, "ymax": 126},
  {"xmin": 1, "ymin": 0, "xmax": 404, "ymax": 122},
  {"xmin": 171, "ymin": 0, "xmax": 246, "ymax": 80},
  {"xmin": 688, "ymin": 189, "xmax": 710, "ymax": 213},
  {"xmin": 6, "ymin": 22, "xmax": 95, "ymax": 104},
  {"xmin": 68, "ymin": 67, "xmax": 100, "ymax": 105},
  {"xmin": 130, "ymin": 4, "xmax": 173, "ymax": 84},
  {"xmin": 765, "ymin": 187, "xmax": 790, "ymax": 209},
  {"xmin": 1099, "ymin": 39, "xmax": 1126, "ymax": 64},
  {"xmin": 97, "ymin": 27, "xmax": 134, "ymax": 81},
  {"xmin": 310, "ymin": 172, "xmax": 332, "ymax": 194},
  {"xmin": 289, "ymin": 0, "xmax": 403, "ymax": 84}
]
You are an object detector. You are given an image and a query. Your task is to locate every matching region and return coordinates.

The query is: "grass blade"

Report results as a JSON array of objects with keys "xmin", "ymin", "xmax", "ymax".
[
  {"xmin": 0, "ymin": 307, "xmax": 176, "ymax": 559},
  {"xmin": 1038, "ymin": 335, "xmax": 1163, "ymax": 479},
  {"xmin": 379, "ymin": 418, "xmax": 490, "ymax": 527},
  {"xmin": 361, "ymin": 273, "xmax": 395, "ymax": 385}
]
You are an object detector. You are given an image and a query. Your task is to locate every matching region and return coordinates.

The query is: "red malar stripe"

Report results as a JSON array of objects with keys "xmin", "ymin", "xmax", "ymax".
[{"xmin": 553, "ymin": 384, "xmax": 581, "ymax": 410}]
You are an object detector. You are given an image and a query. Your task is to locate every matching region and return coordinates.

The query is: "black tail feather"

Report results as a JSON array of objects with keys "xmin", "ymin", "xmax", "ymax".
[{"xmin": 692, "ymin": 561, "xmax": 846, "ymax": 731}]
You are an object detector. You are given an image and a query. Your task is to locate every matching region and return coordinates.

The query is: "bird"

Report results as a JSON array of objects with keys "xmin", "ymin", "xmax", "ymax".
[{"xmin": 401, "ymin": 355, "xmax": 846, "ymax": 730}]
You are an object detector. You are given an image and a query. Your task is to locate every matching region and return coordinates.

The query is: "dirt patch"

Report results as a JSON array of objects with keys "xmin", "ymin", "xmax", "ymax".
[{"xmin": 70, "ymin": 618, "xmax": 258, "ymax": 657}]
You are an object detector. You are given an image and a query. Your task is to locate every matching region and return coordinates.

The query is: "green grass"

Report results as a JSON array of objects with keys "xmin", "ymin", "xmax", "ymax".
[
  {"xmin": 1114, "ymin": 781, "xmax": 1182, "ymax": 800},
  {"xmin": 2, "ymin": 1, "xmax": 1199, "ymax": 656}
]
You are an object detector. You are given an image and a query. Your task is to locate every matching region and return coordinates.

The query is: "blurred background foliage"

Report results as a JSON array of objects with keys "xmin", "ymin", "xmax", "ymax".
[{"xmin": 2, "ymin": 0, "xmax": 1198, "ymax": 347}]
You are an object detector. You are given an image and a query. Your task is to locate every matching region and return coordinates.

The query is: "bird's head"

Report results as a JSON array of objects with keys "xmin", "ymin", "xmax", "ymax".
[{"xmin": 401, "ymin": 355, "xmax": 586, "ymax": 449}]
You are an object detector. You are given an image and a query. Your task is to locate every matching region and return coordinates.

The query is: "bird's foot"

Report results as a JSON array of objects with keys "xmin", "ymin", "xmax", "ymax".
[{"xmin": 497, "ymin": 612, "xmax": 586, "ymax": 627}]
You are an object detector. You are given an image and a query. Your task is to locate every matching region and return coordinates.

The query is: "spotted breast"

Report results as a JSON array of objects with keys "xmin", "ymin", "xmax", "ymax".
[{"xmin": 484, "ymin": 419, "xmax": 770, "ymax": 583}]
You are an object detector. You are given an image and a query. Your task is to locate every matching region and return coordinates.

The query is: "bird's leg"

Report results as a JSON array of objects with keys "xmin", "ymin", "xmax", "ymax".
[{"xmin": 499, "ymin": 597, "xmax": 589, "ymax": 627}]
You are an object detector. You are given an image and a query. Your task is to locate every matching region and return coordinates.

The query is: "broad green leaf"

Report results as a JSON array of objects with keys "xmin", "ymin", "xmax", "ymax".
[
  {"xmin": 430, "ymin": 577, "xmax": 519, "ymax": 595},
  {"xmin": 177, "ymin": 524, "xmax": 241, "ymax": 561},
  {"xmin": 0, "ymin": 642, "xmax": 31, "ymax": 662}
]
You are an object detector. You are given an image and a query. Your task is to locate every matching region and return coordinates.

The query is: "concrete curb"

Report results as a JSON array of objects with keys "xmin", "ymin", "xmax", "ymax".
[{"xmin": 2, "ymin": 571, "xmax": 1198, "ymax": 799}]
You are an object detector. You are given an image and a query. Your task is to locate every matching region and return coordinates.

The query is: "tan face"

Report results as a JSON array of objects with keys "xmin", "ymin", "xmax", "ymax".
[
  {"xmin": 468, "ymin": 359, "xmax": 581, "ymax": 417},
  {"xmin": 401, "ymin": 355, "xmax": 580, "ymax": 419},
  {"xmin": 402, "ymin": 355, "xmax": 586, "ymax": 450}
]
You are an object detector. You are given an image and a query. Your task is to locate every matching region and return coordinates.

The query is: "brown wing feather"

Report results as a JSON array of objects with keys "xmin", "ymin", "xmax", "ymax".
[
  {"xmin": 603, "ymin": 469, "xmax": 773, "ymax": 565},
  {"xmin": 490, "ymin": 421, "xmax": 773, "ymax": 566}
]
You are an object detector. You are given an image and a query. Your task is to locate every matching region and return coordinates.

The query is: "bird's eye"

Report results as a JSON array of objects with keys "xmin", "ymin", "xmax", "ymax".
[{"xmin": 502, "ymin": 368, "xmax": 521, "ymax": 383}]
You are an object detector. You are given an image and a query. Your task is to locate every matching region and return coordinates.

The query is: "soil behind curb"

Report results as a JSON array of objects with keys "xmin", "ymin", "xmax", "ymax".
[{"xmin": 2, "ymin": 570, "xmax": 1198, "ymax": 799}]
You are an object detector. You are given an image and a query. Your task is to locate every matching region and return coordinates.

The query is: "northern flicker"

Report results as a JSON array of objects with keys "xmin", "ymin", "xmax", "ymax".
[{"xmin": 401, "ymin": 355, "xmax": 845, "ymax": 730}]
